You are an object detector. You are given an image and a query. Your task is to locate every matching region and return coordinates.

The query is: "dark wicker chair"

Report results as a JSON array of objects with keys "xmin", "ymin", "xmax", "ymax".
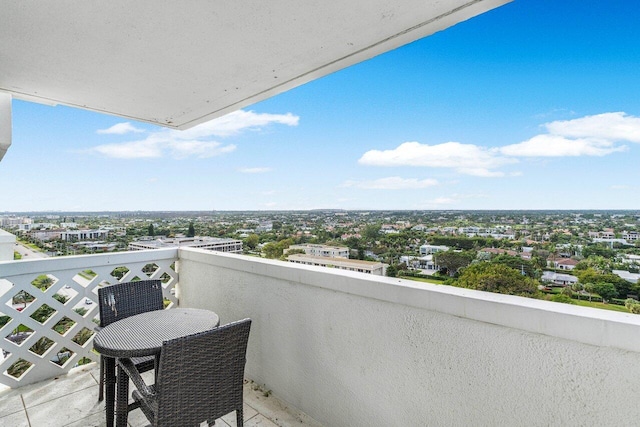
[
  {"xmin": 118, "ymin": 318, "xmax": 252, "ymax": 427},
  {"xmin": 96, "ymin": 279, "xmax": 164, "ymax": 402}
]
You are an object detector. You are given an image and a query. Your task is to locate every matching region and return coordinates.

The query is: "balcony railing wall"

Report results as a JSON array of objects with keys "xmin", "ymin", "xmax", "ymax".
[
  {"xmin": 0, "ymin": 249, "xmax": 178, "ymax": 388},
  {"xmin": 178, "ymin": 247, "xmax": 640, "ymax": 427}
]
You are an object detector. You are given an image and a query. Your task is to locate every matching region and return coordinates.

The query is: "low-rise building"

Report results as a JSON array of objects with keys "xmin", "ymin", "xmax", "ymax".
[
  {"xmin": 541, "ymin": 271, "xmax": 578, "ymax": 286},
  {"xmin": 129, "ymin": 236, "xmax": 242, "ymax": 253},
  {"xmin": 60, "ymin": 228, "xmax": 110, "ymax": 241},
  {"xmin": 286, "ymin": 244, "xmax": 349, "ymax": 259},
  {"xmin": 287, "ymin": 254, "xmax": 387, "ymax": 276},
  {"xmin": 419, "ymin": 244, "xmax": 449, "ymax": 256},
  {"xmin": 613, "ymin": 270, "xmax": 640, "ymax": 284},
  {"xmin": 548, "ymin": 258, "xmax": 579, "ymax": 271}
]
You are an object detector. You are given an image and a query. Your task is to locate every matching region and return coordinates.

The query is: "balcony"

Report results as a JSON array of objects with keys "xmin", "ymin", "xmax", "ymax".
[{"xmin": 2, "ymin": 248, "xmax": 640, "ymax": 426}]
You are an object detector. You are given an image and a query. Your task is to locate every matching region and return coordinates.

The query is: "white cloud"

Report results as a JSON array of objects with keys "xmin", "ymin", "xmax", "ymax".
[
  {"xmin": 358, "ymin": 141, "xmax": 515, "ymax": 177},
  {"xmin": 358, "ymin": 112, "xmax": 640, "ymax": 179},
  {"xmin": 545, "ymin": 112, "xmax": 640, "ymax": 142},
  {"xmin": 91, "ymin": 137, "xmax": 235, "ymax": 159},
  {"xmin": 341, "ymin": 176, "xmax": 438, "ymax": 190},
  {"xmin": 500, "ymin": 112, "xmax": 640, "ymax": 157},
  {"xmin": 238, "ymin": 167, "xmax": 272, "ymax": 174},
  {"xmin": 167, "ymin": 140, "xmax": 236, "ymax": 159},
  {"xmin": 92, "ymin": 139, "xmax": 164, "ymax": 159},
  {"xmin": 97, "ymin": 122, "xmax": 145, "ymax": 135},
  {"xmin": 499, "ymin": 134, "xmax": 625, "ymax": 157},
  {"xmin": 90, "ymin": 109, "xmax": 297, "ymax": 159}
]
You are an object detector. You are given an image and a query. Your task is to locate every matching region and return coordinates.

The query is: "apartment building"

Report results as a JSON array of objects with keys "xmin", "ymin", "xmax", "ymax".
[
  {"xmin": 419, "ymin": 244, "xmax": 449, "ymax": 255},
  {"xmin": 129, "ymin": 236, "xmax": 243, "ymax": 253},
  {"xmin": 286, "ymin": 244, "xmax": 350, "ymax": 259},
  {"xmin": 287, "ymin": 254, "xmax": 387, "ymax": 276}
]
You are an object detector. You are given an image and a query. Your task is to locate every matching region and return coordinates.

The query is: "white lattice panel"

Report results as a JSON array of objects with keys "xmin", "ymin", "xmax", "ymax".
[{"xmin": 0, "ymin": 249, "xmax": 179, "ymax": 388}]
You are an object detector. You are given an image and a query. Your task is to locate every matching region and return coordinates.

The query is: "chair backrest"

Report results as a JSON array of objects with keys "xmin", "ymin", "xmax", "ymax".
[
  {"xmin": 155, "ymin": 318, "xmax": 252, "ymax": 427},
  {"xmin": 98, "ymin": 280, "xmax": 164, "ymax": 327}
]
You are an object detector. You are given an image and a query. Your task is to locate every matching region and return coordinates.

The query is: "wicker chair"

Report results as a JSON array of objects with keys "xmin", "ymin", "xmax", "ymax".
[
  {"xmin": 97, "ymin": 279, "xmax": 164, "ymax": 402},
  {"xmin": 118, "ymin": 318, "xmax": 252, "ymax": 427}
]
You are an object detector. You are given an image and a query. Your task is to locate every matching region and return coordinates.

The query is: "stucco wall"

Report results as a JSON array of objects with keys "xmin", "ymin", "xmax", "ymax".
[
  {"xmin": 178, "ymin": 248, "xmax": 640, "ymax": 427},
  {"xmin": 0, "ymin": 229, "xmax": 16, "ymax": 261}
]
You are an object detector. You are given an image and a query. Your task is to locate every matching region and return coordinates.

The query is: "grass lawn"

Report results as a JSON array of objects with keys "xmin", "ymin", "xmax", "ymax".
[
  {"xmin": 400, "ymin": 276, "xmax": 446, "ymax": 285},
  {"xmin": 573, "ymin": 300, "xmax": 631, "ymax": 313}
]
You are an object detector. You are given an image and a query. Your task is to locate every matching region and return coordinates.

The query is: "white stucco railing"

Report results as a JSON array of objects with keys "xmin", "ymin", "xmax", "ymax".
[
  {"xmin": 0, "ymin": 249, "xmax": 178, "ymax": 388},
  {"xmin": 178, "ymin": 247, "xmax": 640, "ymax": 427}
]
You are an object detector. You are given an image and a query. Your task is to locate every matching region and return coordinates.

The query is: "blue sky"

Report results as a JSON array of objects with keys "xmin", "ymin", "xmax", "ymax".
[{"xmin": 3, "ymin": 0, "xmax": 640, "ymax": 212}]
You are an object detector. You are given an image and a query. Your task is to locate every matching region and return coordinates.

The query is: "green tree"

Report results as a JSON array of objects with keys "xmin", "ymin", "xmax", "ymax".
[
  {"xmin": 386, "ymin": 264, "xmax": 398, "ymax": 278},
  {"xmin": 244, "ymin": 234, "xmax": 260, "ymax": 250},
  {"xmin": 262, "ymin": 238, "xmax": 294, "ymax": 259},
  {"xmin": 625, "ymin": 298, "xmax": 640, "ymax": 314},
  {"xmin": 148, "ymin": 223, "xmax": 155, "ymax": 237},
  {"xmin": 550, "ymin": 293, "xmax": 576, "ymax": 304},
  {"xmin": 592, "ymin": 282, "xmax": 618, "ymax": 303},
  {"xmin": 187, "ymin": 222, "xmax": 195, "ymax": 237},
  {"xmin": 584, "ymin": 283, "xmax": 595, "ymax": 302},
  {"xmin": 575, "ymin": 268, "xmax": 631, "ymax": 298},
  {"xmin": 111, "ymin": 266, "xmax": 129, "ymax": 281},
  {"xmin": 490, "ymin": 254, "xmax": 536, "ymax": 278},
  {"xmin": 434, "ymin": 250, "xmax": 475, "ymax": 277},
  {"xmin": 456, "ymin": 262, "xmax": 539, "ymax": 296},
  {"xmin": 362, "ymin": 224, "xmax": 381, "ymax": 241}
]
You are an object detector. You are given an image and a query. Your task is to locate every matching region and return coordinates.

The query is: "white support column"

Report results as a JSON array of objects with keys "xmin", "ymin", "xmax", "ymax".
[{"xmin": 0, "ymin": 92, "xmax": 11, "ymax": 161}]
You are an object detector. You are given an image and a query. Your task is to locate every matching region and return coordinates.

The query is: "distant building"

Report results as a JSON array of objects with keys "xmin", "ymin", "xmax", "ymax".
[
  {"xmin": 286, "ymin": 244, "xmax": 349, "ymax": 259},
  {"xmin": 541, "ymin": 271, "xmax": 578, "ymax": 286},
  {"xmin": 548, "ymin": 258, "xmax": 579, "ymax": 271},
  {"xmin": 593, "ymin": 238, "xmax": 631, "ymax": 246},
  {"xmin": 72, "ymin": 241, "xmax": 117, "ymax": 252},
  {"xmin": 613, "ymin": 270, "xmax": 640, "ymax": 284},
  {"xmin": 0, "ymin": 216, "xmax": 31, "ymax": 228},
  {"xmin": 256, "ymin": 221, "xmax": 273, "ymax": 233},
  {"xmin": 30, "ymin": 229, "xmax": 64, "ymax": 242},
  {"xmin": 478, "ymin": 248, "xmax": 518, "ymax": 257},
  {"xmin": 419, "ymin": 244, "xmax": 449, "ymax": 255},
  {"xmin": 128, "ymin": 236, "xmax": 242, "ymax": 253},
  {"xmin": 287, "ymin": 254, "xmax": 387, "ymax": 276},
  {"xmin": 400, "ymin": 255, "xmax": 439, "ymax": 271},
  {"xmin": 60, "ymin": 229, "xmax": 110, "ymax": 241}
]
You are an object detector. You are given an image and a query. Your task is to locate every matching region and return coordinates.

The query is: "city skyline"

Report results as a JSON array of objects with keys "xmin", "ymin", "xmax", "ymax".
[{"xmin": 2, "ymin": 0, "xmax": 640, "ymax": 211}]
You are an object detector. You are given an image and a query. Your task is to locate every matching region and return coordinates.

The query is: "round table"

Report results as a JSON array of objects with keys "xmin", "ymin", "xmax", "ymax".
[
  {"xmin": 94, "ymin": 308, "xmax": 220, "ymax": 358},
  {"xmin": 93, "ymin": 308, "xmax": 220, "ymax": 427}
]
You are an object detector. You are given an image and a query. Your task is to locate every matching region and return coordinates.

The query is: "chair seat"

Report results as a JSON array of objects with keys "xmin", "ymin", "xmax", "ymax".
[{"xmin": 130, "ymin": 355, "xmax": 155, "ymax": 373}]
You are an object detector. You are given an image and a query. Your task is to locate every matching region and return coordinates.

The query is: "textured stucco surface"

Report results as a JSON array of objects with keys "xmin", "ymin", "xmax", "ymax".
[
  {"xmin": 178, "ymin": 248, "xmax": 640, "ymax": 427},
  {"xmin": 0, "ymin": 229, "xmax": 15, "ymax": 261}
]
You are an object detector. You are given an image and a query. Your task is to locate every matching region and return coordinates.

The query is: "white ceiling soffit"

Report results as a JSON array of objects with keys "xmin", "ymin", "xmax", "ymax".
[
  {"xmin": 0, "ymin": 92, "xmax": 10, "ymax": 161},
  {"xmin": 0, "ymin": 0, "xmax": 510, "ymax": 130}
]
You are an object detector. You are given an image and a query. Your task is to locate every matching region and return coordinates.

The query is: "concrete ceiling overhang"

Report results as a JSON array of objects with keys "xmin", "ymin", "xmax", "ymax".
[{"xmin": 0, "ymin": 0, "xmax": 510, "ymax": 131}]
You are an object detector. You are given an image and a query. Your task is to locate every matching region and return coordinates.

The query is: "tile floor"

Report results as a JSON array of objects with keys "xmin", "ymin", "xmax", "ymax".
[{"xmin": 0, "ymin": 365, "xmax": 322, "ymax": 427}]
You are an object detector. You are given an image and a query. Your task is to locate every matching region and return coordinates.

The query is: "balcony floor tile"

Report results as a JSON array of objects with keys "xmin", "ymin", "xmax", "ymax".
[{"xmin": 0, "ymin": 365, "xmax": 323, "ymax": 427}]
